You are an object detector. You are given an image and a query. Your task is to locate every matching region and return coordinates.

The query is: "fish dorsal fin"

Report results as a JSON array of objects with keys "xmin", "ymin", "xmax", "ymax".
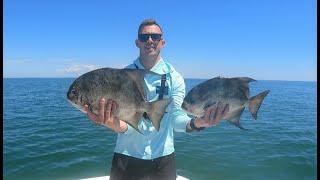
[
  {"xmin": 238, "ymin": 77, "xmax": 256, "ymax": 83},
  {"xmin": 235, "ymin": 77, "xmax": 255, "ymax": 98},
  {"xmin": 124, "ymin": 69, "xmax": 161, "ymax": 101},
  {"xmin": 125, "ymin": 69, "xmax": 147, "ymax": 100}
]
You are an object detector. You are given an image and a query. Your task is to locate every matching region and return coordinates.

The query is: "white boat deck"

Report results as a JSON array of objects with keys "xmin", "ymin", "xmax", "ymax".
[{"xmin": 81, "ymin": 175, "xmax": 189, "ymax": 180}]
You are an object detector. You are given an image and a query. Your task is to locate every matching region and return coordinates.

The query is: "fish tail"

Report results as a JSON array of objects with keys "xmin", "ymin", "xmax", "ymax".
[
  {"xmin": 248, "ymin": 90, "xmax": 270, "ymax": 119},
  {"xmin": 145, "ymin": 98, "xmax": 172, "ymax": 131}
]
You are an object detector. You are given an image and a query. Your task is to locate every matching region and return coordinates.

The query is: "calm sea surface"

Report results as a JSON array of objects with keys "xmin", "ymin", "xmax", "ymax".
[{"xmin": 3, "ymin": 78, "xmax": 317, "ymax": 180}]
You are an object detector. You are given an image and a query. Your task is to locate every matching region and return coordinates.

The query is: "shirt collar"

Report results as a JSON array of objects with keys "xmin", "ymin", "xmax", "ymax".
[{"xmin": 134, "ymin": 57, "xmax": 168, "ymax": 74}]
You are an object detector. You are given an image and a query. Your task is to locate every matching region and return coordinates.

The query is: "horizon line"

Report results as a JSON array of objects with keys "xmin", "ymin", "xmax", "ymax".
[{"xmin": 2, "ymin": 77, "xmax": 317, "ymax": 82}]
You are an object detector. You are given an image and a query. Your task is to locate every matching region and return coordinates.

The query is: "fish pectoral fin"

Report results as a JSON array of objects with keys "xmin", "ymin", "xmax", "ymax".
[
  {"xmin": 146, "ymin": 98, "xmax": 172, "ymax": 131},
  {"xmin": 248, "ymin": 90, "xmax": 270, "ymax": 120},
  {"xmin": 237, "ymin": 77, "xmax": 256, "ymax": 83}
]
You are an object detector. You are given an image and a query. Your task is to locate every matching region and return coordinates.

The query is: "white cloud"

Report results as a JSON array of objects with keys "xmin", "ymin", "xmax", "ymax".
[
  {"xmin": 65, "ymin": 64, "xmax": 98, "ymax": 73},
  {"xmin": 57, "ymin": 64, "xmax": 100, "ymax": 76},
  {"xmin": 4, "ymin": 59, "xmax": 32, "ymax": 65}
]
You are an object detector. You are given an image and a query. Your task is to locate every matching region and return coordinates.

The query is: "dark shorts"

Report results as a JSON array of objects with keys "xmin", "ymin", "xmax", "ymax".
[{"xmin": 109, "ymin": 152, "xmax": 177, "ymax": 180}]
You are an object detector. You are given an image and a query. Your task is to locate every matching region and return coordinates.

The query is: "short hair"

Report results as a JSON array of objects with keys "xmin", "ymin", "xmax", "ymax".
[{"xmin": 138, "ymin": 19, "xmax": 163, "ymax": 35}]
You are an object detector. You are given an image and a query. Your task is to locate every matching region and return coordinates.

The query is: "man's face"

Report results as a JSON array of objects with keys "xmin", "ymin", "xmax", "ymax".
[{"xmin": 136, "ymin": 25, "xmax": 165, "ymax": 57}]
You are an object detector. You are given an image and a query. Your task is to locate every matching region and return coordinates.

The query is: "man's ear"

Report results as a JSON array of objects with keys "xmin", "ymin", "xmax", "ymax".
[
  {"xmin": 160, "ymin": 39, "xmax": 166, "ymax": 47},
  {"xmin": 135, "ymin": 39, "xmax": 140, "ymax": 47}
]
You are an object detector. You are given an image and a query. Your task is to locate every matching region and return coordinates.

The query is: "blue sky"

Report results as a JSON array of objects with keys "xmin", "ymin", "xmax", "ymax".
[{"xmin": 4, "ymin": 0, "xmax": 317, "ymax": 81}]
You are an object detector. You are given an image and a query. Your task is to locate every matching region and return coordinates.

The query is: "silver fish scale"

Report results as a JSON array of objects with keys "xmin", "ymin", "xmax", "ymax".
[{"xmin": 77, "ymin": 68, "xmax": 145, "ymax": 116}]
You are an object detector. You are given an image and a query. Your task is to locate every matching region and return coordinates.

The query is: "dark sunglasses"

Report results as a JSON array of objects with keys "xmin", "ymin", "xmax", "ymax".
[{"xmin": 138, "ymin": 33, "xmax": 162, "ymax": 42}]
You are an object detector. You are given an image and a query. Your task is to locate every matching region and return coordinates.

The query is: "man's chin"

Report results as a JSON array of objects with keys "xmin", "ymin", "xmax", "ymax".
[{"xmin": 144, "ymin": 51, "xmax": 157, "ymax": 57}]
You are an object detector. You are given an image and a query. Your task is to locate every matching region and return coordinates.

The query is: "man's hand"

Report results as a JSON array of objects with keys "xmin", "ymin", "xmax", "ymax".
[
  {"xmin": 193, "ymin": 102, "xmax": 229, "ymax": 129},
  {"xmin": 83, "ymin": 98, "xmax": 128, "ymax": 133}
]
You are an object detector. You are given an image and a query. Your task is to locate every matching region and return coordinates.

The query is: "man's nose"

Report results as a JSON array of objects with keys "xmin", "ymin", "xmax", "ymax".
[{"xmin": 146, "ymin": 35, "xmax": 153, "ymax": 42}]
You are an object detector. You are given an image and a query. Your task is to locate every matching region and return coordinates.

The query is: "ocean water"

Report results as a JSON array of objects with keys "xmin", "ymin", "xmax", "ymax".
[{"xmin": 3, "ymin": 78, "xmax": 317, "ymax": 180}]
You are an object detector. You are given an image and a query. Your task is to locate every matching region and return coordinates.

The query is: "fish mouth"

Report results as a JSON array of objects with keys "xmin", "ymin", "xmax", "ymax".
[{"xmin": 67, "ymin": 99, "xmax": 86, "ymax": 113}]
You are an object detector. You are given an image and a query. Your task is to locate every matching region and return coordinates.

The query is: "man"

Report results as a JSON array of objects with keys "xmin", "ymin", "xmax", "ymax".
[{"xmin": 84, "ymin": 19, "xmax": 229, "ymax": 180}]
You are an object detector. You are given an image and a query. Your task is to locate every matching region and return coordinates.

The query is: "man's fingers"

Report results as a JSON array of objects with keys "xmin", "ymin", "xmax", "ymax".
[
  {"xmin": 215, "ymin": 102, "xmax": 224, "ymax": 118},
  {"xmin": 84, "ymin": 104, "xmax": 99, "ymax": 123},
  {"xmin": 110, "ymin": 101, "xmax": 116, "ymax": 118},
  {"xmin": 111, "ymin": 101, "xmax": 120, "ymax": 127},
  {"xmin": 204, "ymin": 107, "xmax": 211, "ymax": 118},
  {"xmin": 106, "ymin": 99, "xmax": 113, "ymax": 117},
  {"xmin": 98, "ymin": 98, "xmax": 106, "ymax": 123},
  {"xmin": 208, "ymin": 103, "xmax": 218, "ymax": 120},
  {"xmin": 208, "ymin": 109, "xmax": 215, "ymax": 121},
  {"xmin": 209, "ymin": 102, "xmax": 226, "ymax": 125},
  {"xmin": 222, "ymin": 104, "xmax": 229, "ymax": 116},
  {"xmin": 111, "ymin": 101, "xmax": 119, "ymax": 118},
  {"xmin": 205, "ymin": 102, "xmax": 218, "ymax": 118},
  {"xmin": 210, "ymin": 102, "xmax": 222, "ymax": 120},
  {"xmin": 85, "ymin": 99, "xmax": 122, "ymax": 133},
  {"xmin": 113, "ymin": 101, "xmax": 119, "ymax": 116},
  {"xmin": 103, "ymin": 100, "xmax": 111, "ymax": 125}
]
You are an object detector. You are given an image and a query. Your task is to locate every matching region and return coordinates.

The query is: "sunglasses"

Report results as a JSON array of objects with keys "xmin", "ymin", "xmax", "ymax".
[{"xmin": 138, "ymin": 33, "xmax": 162, "ymax": 42}]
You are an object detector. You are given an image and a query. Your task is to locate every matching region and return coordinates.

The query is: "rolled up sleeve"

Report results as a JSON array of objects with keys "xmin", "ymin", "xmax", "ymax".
[{"xmin": 170, "ymin": 73, "xmax": 192, "ymax": 133}]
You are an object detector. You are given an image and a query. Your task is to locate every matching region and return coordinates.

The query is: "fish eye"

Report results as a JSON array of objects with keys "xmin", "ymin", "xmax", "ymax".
[{"xmin": 71, "ymin": 89, "xmax": 77, "ymax": 95}]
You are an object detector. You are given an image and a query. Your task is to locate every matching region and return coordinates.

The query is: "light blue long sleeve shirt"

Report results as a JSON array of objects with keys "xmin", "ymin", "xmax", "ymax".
[{"xmin": 114, "ymin": 57, "xmax": 192, "ymax": 159}]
